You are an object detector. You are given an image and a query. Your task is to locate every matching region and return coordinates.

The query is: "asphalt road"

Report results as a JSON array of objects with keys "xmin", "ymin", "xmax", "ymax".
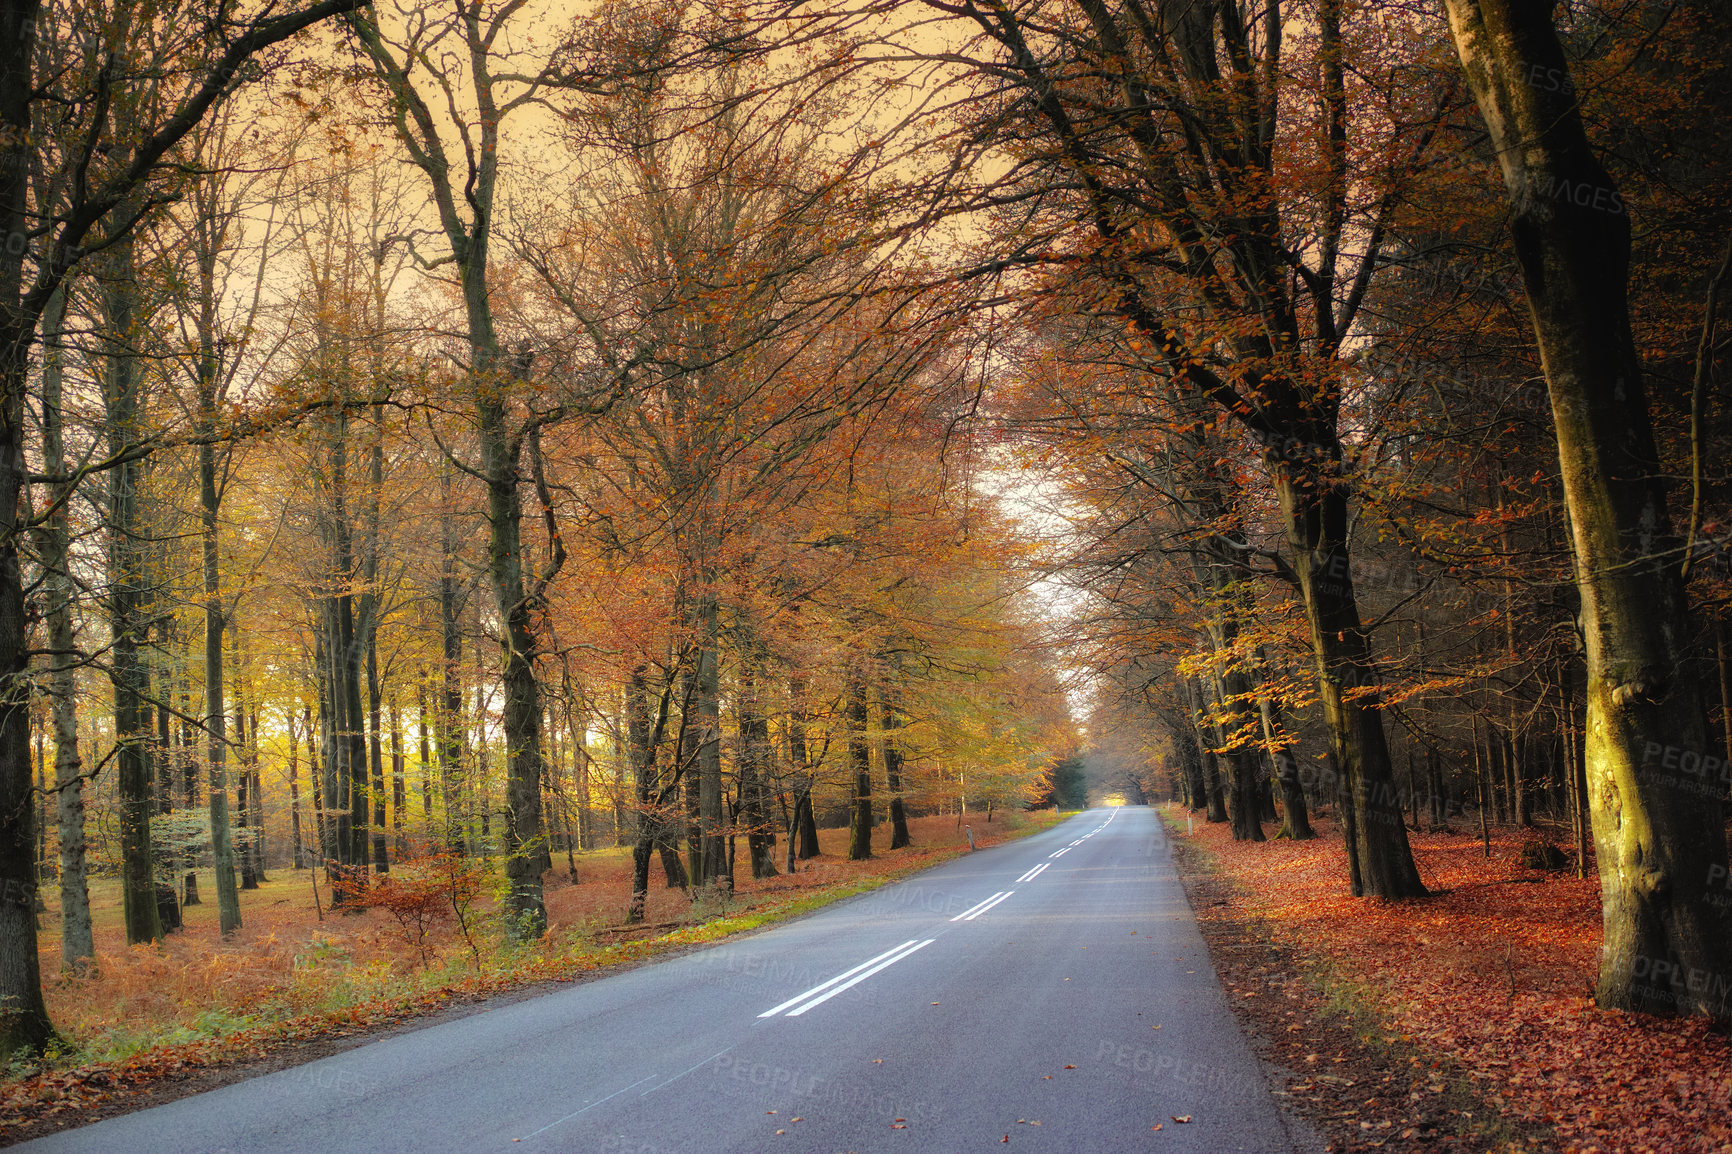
[{"xmin": 20, "ymin": 806, "xmax": 1316, "ymax": 1153}]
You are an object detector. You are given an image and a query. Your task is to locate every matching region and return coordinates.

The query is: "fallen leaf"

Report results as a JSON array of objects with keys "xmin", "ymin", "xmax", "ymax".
[
  {"xmin": 1171, "ymin": 1115, "xmax": 1192, "ymax": 1123},
  {"xmin": 1151, "ymin": 1123, "xmax": 1163, "ymax": 1131},
  {"xmin": 1064, "ymin": 1064, "xmax": 1076, "ymax": 1069}
]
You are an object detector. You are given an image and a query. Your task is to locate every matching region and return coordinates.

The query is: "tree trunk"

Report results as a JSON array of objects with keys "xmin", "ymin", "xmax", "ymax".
[
  {"xmin": 314, "ymin": 408, "xmax": 369, "ymax": 906},
  {"xmin": 101, "ymin": 235, "xmax": 162, "ymax": 947},
  {"xmin": 1169, "ymin": 715, "xmax": 1208, "ymax": 812},
  {"xmin": 847, "ymin": 676, "xmax": 873, "ymax": 861},
  {"xmin": 37, "ymin": 286, "xmax": 92, "ymax": 969},
  {"xmin": 417, "ymin": 675, "xmax": 433, "ymax": 825},
  {"xmin": 881, "ymin": 690, "xmax": 912, "ymax": 851},
  {"xmin": 1186, "ymin": 677, "xmax": 1229, "ymax": 823},
  {"xmin": 437, "ymin": 468, "xmax": 468, "ymax": 855},
  {"xmin": 626, "ymin": 666, "xmax": 684, "ymax": 922},
  {"xmin": 486, "ymin": 429, "xmax": 550, "ymax": 940},
  {"xmin": 368, "ymin": 638, "xmax": 388, "ymax": 875},
  {"xmin": 734, "ymin": 663, "xmax": 778, "ymax": 879},
  {"xmin": 682, "ymin": 597, "xmax": 728, "ymax": 892},
  {"xmin": 363, "ymin": 409, "xmax": 388, "ymax": 877},
  {"xmin": 1259, "ymin": 688, "xmax": 1315, "ymax": 840},
  {"xmin": 236, "ymin": 733, "xmax": 256, "ymax": 890},
  {"xmin": 390, "ymin": 695, "xmax": 406, "ymax": 858},
  {"xmin": 1445, "ymin": 0, "xmax": 1732, "ymax": 1018},
  {"xmin": 787, "ymin": 676, "xmax": 821, "ymax": 860},
  {"xmin": 1203, "ymin": 663, "xmax": 1265, "ymax": 843},
  {"xmin": 289, "ymin": 708, "xmax": 305, "ymax": 870},
  {"xmin": 233, "ymin": 654, "xmax": 259, "ymax": 889},
  {"xmin": 1275, "ymin": 476, "xmax": 1425, "ymax": 896}
]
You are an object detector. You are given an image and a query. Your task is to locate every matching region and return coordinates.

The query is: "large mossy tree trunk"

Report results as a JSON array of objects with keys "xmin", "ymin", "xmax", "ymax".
[{"xmin": 1445, "ymin": 0, "xmax": 1732, "ymax": 1019}]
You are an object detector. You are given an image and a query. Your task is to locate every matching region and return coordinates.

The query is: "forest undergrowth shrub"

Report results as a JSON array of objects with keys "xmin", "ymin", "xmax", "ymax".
[{"xmin": 354, "ymin": 853, "xmax": 482, "ymax": 969}]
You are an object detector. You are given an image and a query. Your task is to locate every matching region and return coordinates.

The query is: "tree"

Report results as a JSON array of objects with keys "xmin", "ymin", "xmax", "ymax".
[
  {"xmin": 0, "ymin": 0, "xmax": 365, "ymax": 1057},
  {"xmin": 1443, "ymin": 0, "xmax": 1732, "ymax": 1020},
  {"xmin": 868, "ymin": 0, "xmax": 1439, "ymax": 895},
  {"xmin": 344, "ymin": 0, "xmax": 608, "ymax": 939}
]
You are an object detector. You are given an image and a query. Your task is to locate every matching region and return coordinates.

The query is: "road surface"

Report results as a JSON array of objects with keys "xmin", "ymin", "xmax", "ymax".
[{"xmin": 19, "ymin": 806, "xmax": 1316, "ymax": 1153}]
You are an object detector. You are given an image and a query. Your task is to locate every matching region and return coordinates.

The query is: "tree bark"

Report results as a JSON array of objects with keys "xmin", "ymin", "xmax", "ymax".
[
  {"xmin": 437, "ymin": 468, "xmax": 467, "ymax": 855},
  {"xmin": 1259, "ymin": 686, "xmax": 1315, "ymax": 841},
  {"xmin": 787, "ymin": 676, "xmax": 821, "ymax": 860},
  {"xmin": 881, "ymin": 690, "xmax": 912, "ymax": 851},
  {"xmin": 734, "ymin": 662, "xmax": 779, "ymax": 879},
  {"xmin": 36, "ymin": 286, "xmax": 92, "ymax": 969},
  {"xmin": 1275, "ymin": 478, "xmax": 1424, "ymax": 895},
  {"xmin": 390, "ymin": 695, "xmax": 406, "ymax": 858},
  {"xmin": 368, "ymin": 637, "xmax": 388, "ymax": 875},
  {"xmin": 289, "ymin": 707, "xmax": 305, "ymax": 869},
  {"xmin": 1445, "ymin": 0, "xmax": 1732, "ymax": 1018},
  {"xmin": 681, "ymin": 602, "xmax": 728, "ymax": 893},
  {"xmin": 847, "ymin": 676, "xmax": 873, "ymax": 861},
  {"xmin": 100, "ymin": 234, "xmax": 163, "ymax": 946},
  {"xmin": 1186, "ymin": 677, "xmax": 1229, "ymax": 824}
]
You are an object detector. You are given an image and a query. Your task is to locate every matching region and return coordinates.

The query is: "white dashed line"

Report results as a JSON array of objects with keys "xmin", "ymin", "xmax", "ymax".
[
  {"xmin": 767, "ymin": 940, "xmax": 938, "ymax": 1017},
  {"xmin": 957, "ymin": 890, "xmax": 1015, "ymax": 921}
]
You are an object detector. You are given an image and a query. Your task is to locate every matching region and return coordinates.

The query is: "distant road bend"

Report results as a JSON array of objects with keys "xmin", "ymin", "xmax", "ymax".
[{"xmin": 21, "ymin": 806, "xmax": 1316, "ymax": 1153}]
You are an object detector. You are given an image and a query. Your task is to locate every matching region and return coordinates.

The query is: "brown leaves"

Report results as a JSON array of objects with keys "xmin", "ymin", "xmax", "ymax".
[{"xmin": 1170, "ymin": 805, "xmax": 1732, "ymax": 1153}]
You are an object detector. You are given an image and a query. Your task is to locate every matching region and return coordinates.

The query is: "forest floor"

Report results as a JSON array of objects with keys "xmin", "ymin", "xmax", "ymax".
[
  {"xmin": 1162, "ymin": 804, "xmax": 1732, "ymax": 1154},
  {"xmin": 0, "ymin": 808, "xmax": 1059, "ymax": 1144}
]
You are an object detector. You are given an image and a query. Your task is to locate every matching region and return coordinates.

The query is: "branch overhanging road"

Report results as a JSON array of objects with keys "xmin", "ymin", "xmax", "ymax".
[{"xmin": 20, "ymin": 807, "xmax": 1318, "ymax": 1153}]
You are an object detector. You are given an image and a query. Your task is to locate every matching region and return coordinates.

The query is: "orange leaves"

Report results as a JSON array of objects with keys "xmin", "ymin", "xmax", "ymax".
[{"xmin": 1170, "ymin": 805, "xmax": 1732, "ymax": 1153}]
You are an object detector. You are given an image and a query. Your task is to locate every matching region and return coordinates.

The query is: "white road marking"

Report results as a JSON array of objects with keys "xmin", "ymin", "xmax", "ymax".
[
  {"xmin": 1049, "ymin": 847, "xmax": 1072, "ymax": 858},
  {"xmin": 640, "ymin": 1048, "xmax": 734, "ymax": 1096},
  {"xmin": 1015, "ymin": 863, "xmax": 1050, "ymax": 883},
  {"xmin": 952, "ymin": 891, "xmax": 1011, "ymax": 921},
  {"xmin": 516, "ymin": 1073, "xmax": 659, "ymax": 1140},
  {"xmin": 758, "ymin": 940, "xmax": 922, "ymax": 1018},
  {"xmin": 781, "ymin": 940, "xmax": 937, "ymax": 1017},
  {"xmin": 958, "ymin": 890, "xmax": 1015, "ymax": 921}
]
